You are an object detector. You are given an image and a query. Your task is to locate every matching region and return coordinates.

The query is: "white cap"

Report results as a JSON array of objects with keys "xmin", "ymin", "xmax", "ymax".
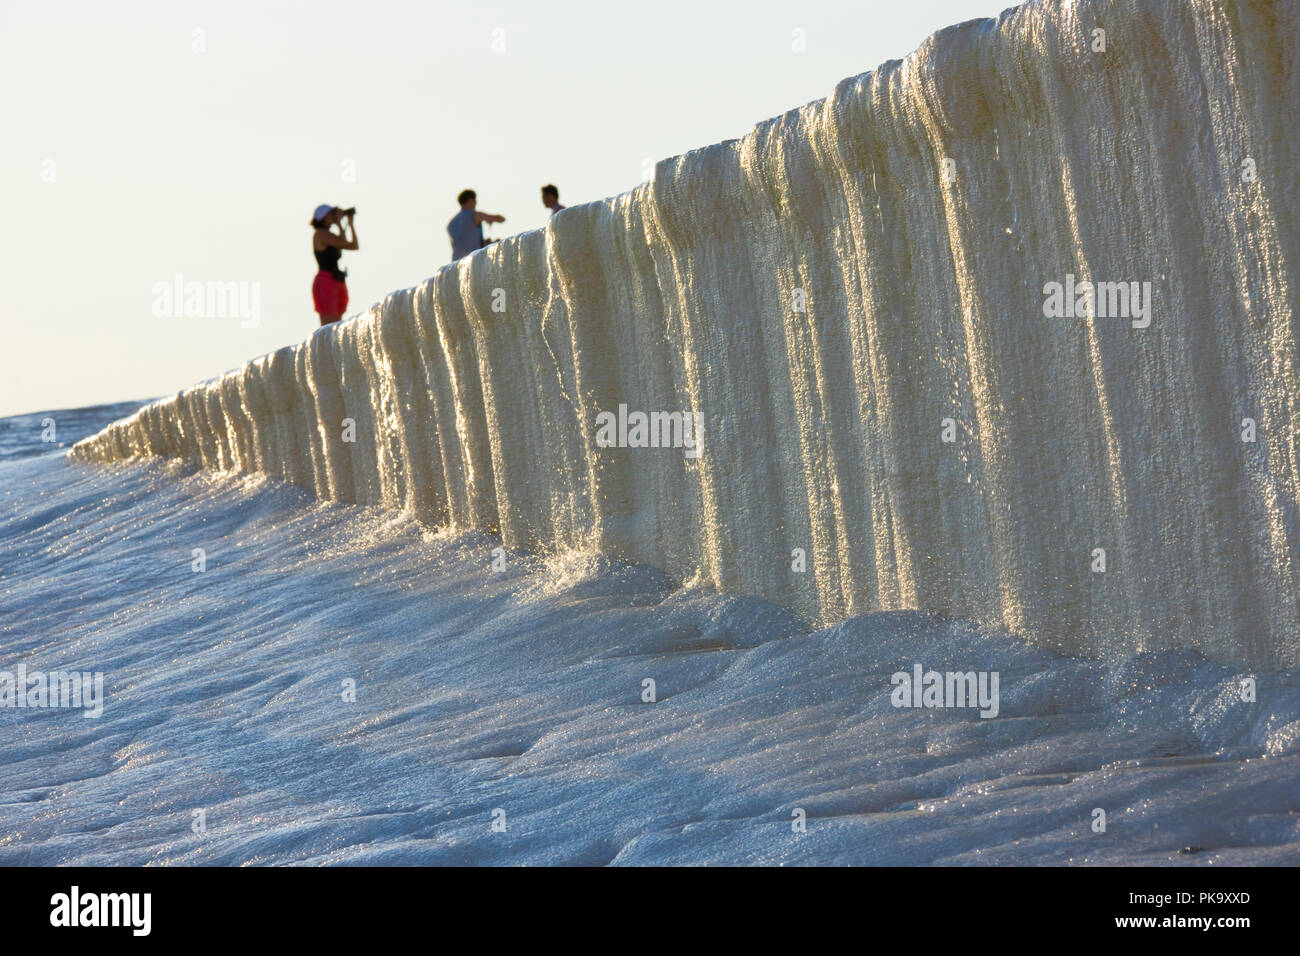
[{"xmin": 313, "ymin": 204, "xmax": 335, "ymax": 222}]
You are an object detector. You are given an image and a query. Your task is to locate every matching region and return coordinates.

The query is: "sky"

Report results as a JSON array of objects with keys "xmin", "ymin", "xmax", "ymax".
[{"xmin": 1, "ymin": 0, "xmax": 1012, "ymax": 417}]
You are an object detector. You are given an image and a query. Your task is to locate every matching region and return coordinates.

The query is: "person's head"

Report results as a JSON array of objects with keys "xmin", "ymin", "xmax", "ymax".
[
  {"xmin": 541, "ymin": 184, "xmax": 559, "ymax": 209},
  {"xmin": 458, "ymin": 189, "xmax": 477, "ymax": 209},
  {"xmin": 311, "ymin": 203, "xmax": 339, "ymax": 228}
]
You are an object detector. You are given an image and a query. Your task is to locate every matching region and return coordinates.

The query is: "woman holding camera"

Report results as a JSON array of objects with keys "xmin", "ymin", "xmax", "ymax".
[{"xmin": 311, "ymin": 204, "xmax": 358, "ymax": 325}]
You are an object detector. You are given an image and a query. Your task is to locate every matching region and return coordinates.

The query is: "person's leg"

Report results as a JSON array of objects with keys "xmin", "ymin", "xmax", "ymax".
[{"xmin": 319, "ymin": 313, "xmax": 341, "ymax": 325}]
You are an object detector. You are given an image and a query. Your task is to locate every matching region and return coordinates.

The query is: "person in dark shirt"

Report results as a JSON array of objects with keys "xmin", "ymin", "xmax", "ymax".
[
  {"xmin": 541, "ymin": 184, "xmax": 565, "ymax": 215},
  {"xmin": 311, "ymin": 204, "xmax": 358, "ymax": 325}
]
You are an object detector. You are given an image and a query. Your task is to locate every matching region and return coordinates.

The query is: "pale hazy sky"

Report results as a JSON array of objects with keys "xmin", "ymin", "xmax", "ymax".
[{"xmin": 2, "ymin": 0, "xmax": 1009, "ymax": 416}]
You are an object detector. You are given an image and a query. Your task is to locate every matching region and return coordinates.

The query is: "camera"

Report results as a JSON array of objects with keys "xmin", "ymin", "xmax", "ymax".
[{"xmin": 339, "ymin": 206, "xmax": 356, "ymax": 217}]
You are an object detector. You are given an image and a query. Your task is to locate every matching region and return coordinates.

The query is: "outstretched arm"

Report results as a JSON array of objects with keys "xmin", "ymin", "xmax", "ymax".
[{"xmin": 474, "ymin": 211, "xmax": 506, "ymax": 225}]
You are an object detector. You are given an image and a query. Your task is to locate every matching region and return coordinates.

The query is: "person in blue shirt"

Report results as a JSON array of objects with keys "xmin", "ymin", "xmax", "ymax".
[{"xmin": 447, "ymin": 189, "xmax": 506, "ymax": 261}]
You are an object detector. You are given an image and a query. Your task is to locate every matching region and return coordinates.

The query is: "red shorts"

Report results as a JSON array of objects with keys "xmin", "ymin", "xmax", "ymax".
[{"xmin": 312, "ymin": 271, "xmax": 348, "ymax": 319}]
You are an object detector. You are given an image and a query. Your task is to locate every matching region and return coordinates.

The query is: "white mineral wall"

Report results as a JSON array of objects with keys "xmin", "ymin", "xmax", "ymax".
[{"xmin": 73, "ymin": 0, "xmax": 1300, "ymax": 667}]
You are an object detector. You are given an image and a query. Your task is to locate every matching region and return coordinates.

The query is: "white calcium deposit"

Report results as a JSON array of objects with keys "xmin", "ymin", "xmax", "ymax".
[{"xmin": 72, "ymin": 0, "xmax": 1299, "ymax": 668}]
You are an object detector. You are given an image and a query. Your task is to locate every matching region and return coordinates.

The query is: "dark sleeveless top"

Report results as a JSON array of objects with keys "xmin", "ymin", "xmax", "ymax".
[{"xmin": 314, "ymin": 242, "xmax": 346, "ymax": 282}]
